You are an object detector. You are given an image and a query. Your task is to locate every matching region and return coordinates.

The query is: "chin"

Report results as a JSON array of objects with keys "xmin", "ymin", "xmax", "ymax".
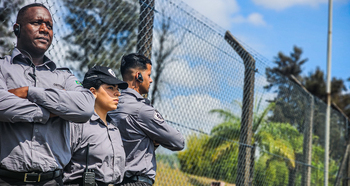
[{"xmin": 109, "ymin": 106, "xmax": 117, "ymax": 111}]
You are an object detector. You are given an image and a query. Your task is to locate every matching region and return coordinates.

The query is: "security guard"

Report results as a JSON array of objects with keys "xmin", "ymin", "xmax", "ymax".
[
  {"xmin": 63, "ymin": 66, "xmax": 128, "ymax": 186},
  {"xmin": 109, "ymin": 53, "xmax": 185, "ymax": 186},
  {"xmin": 0, "ymin": 3, "xmax": 95, "ymax": 186}
]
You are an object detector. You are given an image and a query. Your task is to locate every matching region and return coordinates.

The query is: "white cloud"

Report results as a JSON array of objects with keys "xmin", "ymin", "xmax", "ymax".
[
  {"xmin": 247, "ymin": 13, "xmax": 267, "ymax": 26},
  {"xmin": 161, "ymin": 59, "xmax": 212, "ymax": 88},
  {"xmin": 180, "ymin": 0, "xmax": 268, "ymax": 28},
  {"xmin": 232, "ymin": 13, "xmax": 267, "ymax": 26},
  {"xmin": 181, "ymin": 0, "xmax": 240, "ymax": 28},
  {"xmin": 155, "ymin": 94, "xmax": 224, "ymax": 134},
  {"xmin": 252, "ymin": 0, "xmax": 328, "ymax": 10}
]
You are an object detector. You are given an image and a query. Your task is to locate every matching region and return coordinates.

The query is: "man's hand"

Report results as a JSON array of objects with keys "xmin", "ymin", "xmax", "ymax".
[
  {"xmin": 8, "ymin": 87, "xmax": 29, "ymax": 99},
  {"xmin": 50, "ymin": 113, "xmax": 58, "ymax": 118},
  {"xmin": 153, "ymin": 140, "xmax": 160, "ymax": 149}
]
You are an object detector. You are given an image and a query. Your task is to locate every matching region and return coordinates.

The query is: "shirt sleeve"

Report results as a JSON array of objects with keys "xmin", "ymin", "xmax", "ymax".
[
  {"xmin": 70, "ymin": 122, "xmax": 84, "ymax": 153},
  {"xmin": 27, "ymin": 72, "xmax": 95, "ymax": 123},
  {"xmin": 0, "ymin": 70, "xmax": 50, "ymax": 124},
  {"xmin": 137, "ymin": 105, "xmax": 185, "ymax": 151}
]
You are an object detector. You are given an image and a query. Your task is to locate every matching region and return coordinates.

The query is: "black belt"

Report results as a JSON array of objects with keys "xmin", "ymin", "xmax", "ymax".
[
  {"xmin": 65, "ymin": 178, "xmax": 116, "ymax": 186},
  {"xmin": 124, "ymin": 175, "xmax": 154, "ymax": 185},
  {"xmin": 0, "ymin": 169, "xmax": 61, "ymax": 183}
]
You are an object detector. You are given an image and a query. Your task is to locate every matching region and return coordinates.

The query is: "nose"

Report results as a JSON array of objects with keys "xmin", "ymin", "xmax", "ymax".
[
  {"xmin": 150, "ymin": 77, "xmax": 153, "ymax": 83},
  {"xmin": 39, "ymin": 23, "xmax": 49, "ymax": 34},
  {"xmin": 115, "ymin": 90, "xmax": 121, "ymax": 97}
]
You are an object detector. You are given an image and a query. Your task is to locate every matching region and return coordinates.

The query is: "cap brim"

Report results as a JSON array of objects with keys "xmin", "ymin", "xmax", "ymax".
[{"xmin": 100, "ymin": 75, "xmax": 128, "ymax": 89}]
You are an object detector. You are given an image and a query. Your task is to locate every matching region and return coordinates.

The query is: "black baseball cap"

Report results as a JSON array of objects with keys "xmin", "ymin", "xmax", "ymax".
[{"xmin": 83, "ymin": 65, "xmax": 128, "ymax": 89}]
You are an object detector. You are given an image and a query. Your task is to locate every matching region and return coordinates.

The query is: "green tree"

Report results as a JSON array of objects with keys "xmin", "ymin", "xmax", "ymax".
[
  {"xmin": 265, "ymin": 46, "xmax": 309, "ymax": 131},
  {"xmin": 209, "ymin": 100, "xmax": 304, "ymax": 186},
  {"xmin": 178, "ymin": 99, "xmax": 301, "ymax": 184},
  {"xmin": 0, "ymin": 0, "xmax": 25, "ymax": 56},
  {"xmin": 303, "ymin": 67, "xmax": 349, "ymax": 160},
  {"xmin": 62, "ymin": 0, "xmax": 139, "ymax": 73}
]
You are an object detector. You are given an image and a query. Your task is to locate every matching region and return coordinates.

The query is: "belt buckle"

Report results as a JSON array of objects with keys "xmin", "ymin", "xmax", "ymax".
[{"xmin": 24, "ymin": 172, "xmax": 41, "ymax": 182}]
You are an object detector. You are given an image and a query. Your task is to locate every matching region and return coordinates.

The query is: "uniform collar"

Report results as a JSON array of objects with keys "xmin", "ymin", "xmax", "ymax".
[
  {"xmin": 122, "ymin": 88, "xmax": 151, "ymax": 105},
  {"xmin": 90, "ymin": 112, "xmax": 114, "ymax": 125},
  {"xmin": 123, "ymin": 88, "xmax": 145, "ymax": 100},
  {"xmin": 11, "ymin": 48, "xmax": 57, "ymax": 71}
]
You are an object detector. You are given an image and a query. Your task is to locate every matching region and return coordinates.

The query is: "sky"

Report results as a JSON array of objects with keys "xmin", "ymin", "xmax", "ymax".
[{"xmin": 181, "ymin": 0, "xmax": 350, "ymax": 90}]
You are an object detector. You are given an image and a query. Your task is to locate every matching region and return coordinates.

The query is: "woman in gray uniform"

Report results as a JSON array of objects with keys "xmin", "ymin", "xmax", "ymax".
[{"xmin": 63, "ymin": 66, "xmax": 128, "ymax": 186}]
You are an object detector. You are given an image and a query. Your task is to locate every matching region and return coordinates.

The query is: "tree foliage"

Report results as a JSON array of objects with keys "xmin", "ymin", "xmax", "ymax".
[
  {"xmin": 150, "ymin": 13, "xmax": 184, "ymax": 105},
  {"xmin": 265, "ymin": 46, "xmax": 310, "ymax": 131},
  {"xmin": 62, "ymin": 0, "xmax": 139, "ymax": 73},
  {"xmin": 0, "ymin": 0, "xmax": 25, "ymax": 56}
]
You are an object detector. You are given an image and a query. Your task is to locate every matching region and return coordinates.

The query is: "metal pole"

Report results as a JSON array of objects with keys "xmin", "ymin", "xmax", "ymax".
[
  {"xmin": 224, "ymin": 31, "xmax": 256, "ymax": 186},
  {"xmin": 324, "ymin": 0, "xmax": 333, "ymax": 185},
  {"xmin": 137, "ymin": 0, "xmax": 155, "ymax": 59}
]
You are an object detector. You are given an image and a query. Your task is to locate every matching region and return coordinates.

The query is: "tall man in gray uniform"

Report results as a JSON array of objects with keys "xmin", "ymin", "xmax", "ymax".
[
  {"xmin": 0, "ymin": 3, "xmax": 95, "ymax": 186},
  {"xmin": 109, "ymin": 53, "xmax": 185, "ymax": 186}
]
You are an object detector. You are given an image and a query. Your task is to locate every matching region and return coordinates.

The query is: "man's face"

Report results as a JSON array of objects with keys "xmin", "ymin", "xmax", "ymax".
[
  {"xmin": 17, "ymin": 7, "xmax": 53, "ymax": 56},
  {"xmin": 139, "ymin": 63, "xmax": 153, "ymax": 95}
]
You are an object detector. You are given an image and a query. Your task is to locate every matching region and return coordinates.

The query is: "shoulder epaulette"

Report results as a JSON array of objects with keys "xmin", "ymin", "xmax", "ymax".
[{"xmin": 56, "ymin": 67, "xmax": 72, "ymax": 73}]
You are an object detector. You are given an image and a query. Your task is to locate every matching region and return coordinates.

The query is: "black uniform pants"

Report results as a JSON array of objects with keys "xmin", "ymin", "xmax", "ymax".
[{"xmin": 0, "ymin": 175, "xmax": 63, "ymax": 186}]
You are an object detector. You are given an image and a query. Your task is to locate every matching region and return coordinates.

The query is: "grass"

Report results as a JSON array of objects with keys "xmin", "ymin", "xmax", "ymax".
[{"xmin": 154, "ymin": 162, "xmax": 236, "ymax": 186}]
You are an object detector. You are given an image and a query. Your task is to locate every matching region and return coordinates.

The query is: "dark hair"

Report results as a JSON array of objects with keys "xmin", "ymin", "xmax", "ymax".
[
  {"xmin": 83, "ymin": 79, "xmax": 104, "ymax": 90},
  {"xmin": 16, "ymin": 3, "xmax": 49, "ymax": 24},
  {"xmin": 120, "ymin": 53, "xmax": 152, "ymax": 77}
]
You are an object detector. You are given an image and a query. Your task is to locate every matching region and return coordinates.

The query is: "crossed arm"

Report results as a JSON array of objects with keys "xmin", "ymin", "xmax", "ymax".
[{"xmin": 0, "ymin": 73, "xmax": 95, "ymax": 124}]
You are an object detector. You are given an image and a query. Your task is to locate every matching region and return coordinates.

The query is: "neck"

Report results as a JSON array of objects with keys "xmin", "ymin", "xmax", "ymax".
[
  {"xmin": 18, "ymin": 48, "xmax": 45, "ymax": 66},
  {"xmin": 31, "ymin": 56, "xmax": 45, "ymax": 66},
  {"xmin": 94, "ymin": 107, "xmax": 108, "ymax": 126},
  {"xmin": 127, "ymin": 81, "xmax": 141, "ymax": 95}
]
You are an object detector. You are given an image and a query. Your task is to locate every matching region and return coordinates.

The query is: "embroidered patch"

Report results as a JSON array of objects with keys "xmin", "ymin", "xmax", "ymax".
[
  {"xmin": 108, "ymin": 69, "xmax": 116, "ymax": 77},
  {"xmin": 154, "ymin": 110, "xmax": 164, "ymax": 122},
  {"xmin": 75, "ymin": 80, "xmax": 82, "ymax": 86}
]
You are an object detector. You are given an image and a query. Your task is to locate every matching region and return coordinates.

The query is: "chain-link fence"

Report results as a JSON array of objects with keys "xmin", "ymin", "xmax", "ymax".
[{"xmin": 1, "ymin": 0, "xmax": 349, "ymax": 185}]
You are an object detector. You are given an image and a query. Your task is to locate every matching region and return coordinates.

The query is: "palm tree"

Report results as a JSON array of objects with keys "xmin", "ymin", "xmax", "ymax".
[{"xmin": 209, "ymin": 100, "xmax": 303, "ymax": 185}]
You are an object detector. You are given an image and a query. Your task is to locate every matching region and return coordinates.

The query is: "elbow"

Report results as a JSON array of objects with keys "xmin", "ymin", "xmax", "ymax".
[
  {"xmin": 74, "ymin": 106, "xmax": 94, "ymax": 123},
  {"xmin": 175, "ymin": 138, "xmax": 185, "ymax": 151},
  {"xmin": 169, "ymin": 136, "xmax": 185, "ymax": 151}
]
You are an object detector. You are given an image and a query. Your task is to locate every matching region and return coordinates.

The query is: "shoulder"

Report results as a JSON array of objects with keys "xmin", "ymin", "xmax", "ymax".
[{"xmin": 56, "ymin": 67, "xmax": 72, "ymax": 74}]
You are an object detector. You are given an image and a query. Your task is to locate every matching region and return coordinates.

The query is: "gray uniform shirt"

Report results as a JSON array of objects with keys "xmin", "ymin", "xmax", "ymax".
[
  {"xmin": 63, "ymin": 113, "xmax": 125, "ymax": 184},
  {"xmin": 109, "ymin": 88, "xmax": 185, "ymax": 181},
  {"xmin": 0, "ymin": 48, "xmax": 95, "ymax": 172}
]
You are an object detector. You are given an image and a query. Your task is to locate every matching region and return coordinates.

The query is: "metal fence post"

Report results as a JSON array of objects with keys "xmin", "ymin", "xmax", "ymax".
[
  {"xmin": 289, "ymin": 75, "xmax": 314, "ymax": 186},
  {"xmin": 137, "ymin": 0, "xmax": 154, "ymax": 59},
  {"xmin": 224, "ymin": 31, "xmax": 256, "ymax": 186},
  {"xmin": 302, "ymin": 96, "xmax": 314, "ymax": 186}
]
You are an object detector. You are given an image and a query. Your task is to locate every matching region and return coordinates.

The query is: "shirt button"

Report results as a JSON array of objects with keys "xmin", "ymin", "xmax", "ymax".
[
  {"xmin": 39, "ymin": 119, "xmax": 42, "ymax": 122},
  {"xmin": 35, "ymin": 129, "xmax": 38, "ymax": 132}
]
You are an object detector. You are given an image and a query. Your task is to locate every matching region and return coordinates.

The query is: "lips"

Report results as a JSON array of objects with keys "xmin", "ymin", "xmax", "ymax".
[{"xmin": 36, "ymin": 37, "xmax": 50, "ymax": 43}]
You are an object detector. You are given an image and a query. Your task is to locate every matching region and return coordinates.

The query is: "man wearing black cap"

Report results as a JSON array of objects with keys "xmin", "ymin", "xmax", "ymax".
[{"xmin": 63, "ymin": 66, "xmax": 128, "ymax": 186}]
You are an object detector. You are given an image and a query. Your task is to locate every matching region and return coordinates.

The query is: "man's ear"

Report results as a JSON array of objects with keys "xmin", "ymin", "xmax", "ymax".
[
  {"xmin": 13, "ymin": 23, "xmax": 21, "ymax": 37},
  {"xmin": 89, "ymin": 87, "xmax": 97, "ymax": 98}
]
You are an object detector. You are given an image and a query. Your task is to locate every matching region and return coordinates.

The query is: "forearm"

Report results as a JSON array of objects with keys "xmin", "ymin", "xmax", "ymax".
[
  {"xmin": 27, "ymin": 87, "xmax": 95, "ymax": 123},
  {"xmin": 0, "ymin": 90, "xmax": 50, "ymax": 123},
  {"xmin": 156, "ymin": 129, "xmax": 185, "ymax": 151}
]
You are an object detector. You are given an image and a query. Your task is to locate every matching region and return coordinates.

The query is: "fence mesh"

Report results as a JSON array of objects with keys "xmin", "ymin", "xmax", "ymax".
[{"xmin": 1, "ymin": 0, "xmax": 349, "ymax": 185}]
